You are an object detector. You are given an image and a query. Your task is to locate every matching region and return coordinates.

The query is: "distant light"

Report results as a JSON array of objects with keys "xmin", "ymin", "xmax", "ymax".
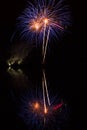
[
  {"xmin": 8, "ymin": 66, "xmax": 11, "ymax": 70},
  {"xmin": 8, "ymin": 63, "xmax": 11, "ymax": 66}
]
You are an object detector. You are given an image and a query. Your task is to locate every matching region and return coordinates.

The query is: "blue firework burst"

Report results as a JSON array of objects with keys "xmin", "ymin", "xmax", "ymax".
[
  {"xmin": 18, "ymin": 88, "xmax": 68, "ymax": 130},
  {"xmin": 14, "ymin": 0, "xmax": 71, "ymax": 43}
]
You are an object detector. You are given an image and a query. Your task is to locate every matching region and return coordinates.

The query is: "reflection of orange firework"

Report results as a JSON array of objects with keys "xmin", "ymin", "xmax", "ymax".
[
  {"xmin": 44, "ymin": 107, "xmax": 48, "ymax": 114},
  {"xmin": 34, "ymin": 102, "xmax": 40, "ymax": 110}
]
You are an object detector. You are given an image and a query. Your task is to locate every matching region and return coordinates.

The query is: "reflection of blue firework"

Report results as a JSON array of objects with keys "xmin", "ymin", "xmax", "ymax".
[
  {"xmin": 16, "ymin": 0, "xmax": 71, "ymax": 42},
  {"xmin": 18, "ymin": 89, "xmax": 68, "ymax": 130}
]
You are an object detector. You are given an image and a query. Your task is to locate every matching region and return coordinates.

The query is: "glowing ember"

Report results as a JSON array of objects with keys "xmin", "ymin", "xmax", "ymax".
[
  {"xmin": 34, "ymin": 102, "xmax": 40, "ymax": 110},
  {"xmin": 44, "ymin": 18, "xmax": 49, "ymax": 25},
  {"xmin": 44, "ymin": 108, "xmax": 48, "ymax": 114}
]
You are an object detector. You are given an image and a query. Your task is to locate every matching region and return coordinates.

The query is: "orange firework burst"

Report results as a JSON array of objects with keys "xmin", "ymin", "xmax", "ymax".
[{"xmin": 29, "ymin": 16, "xmax": 50, "ymax": 33}]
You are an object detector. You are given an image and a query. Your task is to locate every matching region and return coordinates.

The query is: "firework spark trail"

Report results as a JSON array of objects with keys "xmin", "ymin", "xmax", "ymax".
[
  {"xmin": 42, "ymin": 77, "xmax": 47, "ymax": 113},
  {"xmin": 43, "ymin": 22, "xmax": 63, "ymax": 63},
  {"xmin": 52, "ymin": 23, "xmax": 64, "ymax": 30},
  {"xmin": 42, "ymin": 69, "xmax": 51, "ymax": 114},
  {"xmin": 43, "ymin": 27, "xmax": 50, "ymax": 63},
  {"xmin": 43, "ymin": 70, "xmax": 51, "ymax": 106},
  {"xmin": 42, "ymin": 24, "xmax": 46, "ymax": 58}
]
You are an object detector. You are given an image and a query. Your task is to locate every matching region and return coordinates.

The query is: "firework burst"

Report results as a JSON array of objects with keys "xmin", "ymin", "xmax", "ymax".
[
  {"xmin": 18, "ymin": 88, "xmax": 67, "ymax": 130},
  {"xmin": 15, "ymin": 0, "xmax": 71, "ymax": 63},
  {"xmin": 17, "ymin": 69, "xmax": 68, "ymax": 130}
]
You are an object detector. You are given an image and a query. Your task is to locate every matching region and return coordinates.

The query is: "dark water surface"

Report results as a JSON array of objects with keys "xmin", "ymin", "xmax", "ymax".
[{"xmin": 0, "ymin": 59, "xmax": 83, "ymax": 130}]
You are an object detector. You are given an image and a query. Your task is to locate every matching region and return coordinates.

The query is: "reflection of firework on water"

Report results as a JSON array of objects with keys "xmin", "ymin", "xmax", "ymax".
[
  {"xmin": 15, "ymin": 0, "xmax": 71, "ymax": 63},
  {"xmin": 42, "ymin": 69, "xmax": 51, "ymax": 115},
  {"xmin": 18, "ymin": 89, "xmax": 68, "ymax": 130},
  {"xmin": 7, "ymin": 68, "xmax": 30, "ymax": 88}
]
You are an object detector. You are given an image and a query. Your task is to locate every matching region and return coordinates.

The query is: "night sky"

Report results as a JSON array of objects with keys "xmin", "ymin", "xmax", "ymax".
[
  {"xmin": 0, "ymin": 0, "xmax": 86, "ymax": 63},
  {"xmin": 0, "ymin": 0, "xmax": 86, "ymax": 130}
]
